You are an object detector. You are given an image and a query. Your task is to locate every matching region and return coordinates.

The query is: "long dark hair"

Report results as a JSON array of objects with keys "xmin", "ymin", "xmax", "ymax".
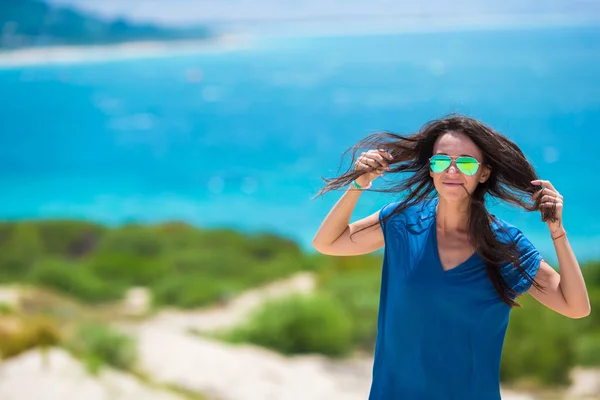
[{"xmin": 317, "ymin": 114, "xmax": 558, "ymax": 307}]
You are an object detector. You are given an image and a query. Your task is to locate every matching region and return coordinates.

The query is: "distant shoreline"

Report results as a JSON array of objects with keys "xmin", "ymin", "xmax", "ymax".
[
  {"xmin": 1, "ymin": 13, "xmax": 598, "ymax": 69},
  {"xmin": 0, "ymin": 34, "xmax": 251, "ymax": 68}
]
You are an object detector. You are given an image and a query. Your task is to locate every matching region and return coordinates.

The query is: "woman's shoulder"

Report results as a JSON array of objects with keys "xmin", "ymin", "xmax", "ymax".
[
  {"xmin": 489, "ymin": 217, "xmax": 541, "ymax": 266},
  {"xmin": 489, "ymin": 215, "xmax": 525, "ymax": 243},
  {"xmin": 379, "ymin": 197, "xmax": 437, "ymax": 230}
]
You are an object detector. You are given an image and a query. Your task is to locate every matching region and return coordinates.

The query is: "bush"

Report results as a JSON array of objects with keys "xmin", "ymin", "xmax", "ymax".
[
  {"xmin": 223, "ymin": 293, "xmax": 353, "ymax": 357},
  {"xmin": 168, "ymin": 249, "xmax": 252, "ymax": 279},
  {"xmin": 575, "ymin": 332, "xmax": 600, "ymax": 367},
  {"xmin": 153, "ymin": 222, "xmax": 204, "ymax": 251},
  {"xmin": 0, "ymin": 302, "xmax": 14, "ymax": 315},
  {"xmin": 501, "ymin": 295, "xmax": 579, "ymax": 386},
  {"xmin": 95, "ymin": 225, "xmax": 164, "ymax": 257},
  {"xmin": 240, "ymin": 233, "xmax": 303, "ymax": 261},
  {"xmin": 152, "ymin": 274, "xmax": 241, "ymax": 309},
  {"xmin": 89, "ymin": 253, "xmax": 169, "ymax": 286},
  {"xmin": 67, "ymin": 323, "xmax": 137, "ymax": 374},
  {"xmin": 0, "ymin": 315, "xmax": 61, "ymax": 359},
  {"xmin": 0, "ymin": 220, "xmax": 315, "ymax": 311},
  {"xmin": 31, "ymin": 259, "xmax": 125, "ymax": 304},
  {"xmin": 0, "ymin": 223, "xmax": 44, "ymax": 278},
  {"xmin": 319, "ymin": 269, "xmax": 382, "ymax": 349},
  {"xmin": 86, "ymin": 225, "xmax": 169, "ymax": 286},
  {"xmin": 243, "ymin": 253, "xmax": 311, "ymax": 285},
  {"xmin": 315, "ymin": 254, "xmax": 383, "ymax": 277},
  {"xmin": 35, "ymin": 220, "xmax": 106, "ymax": 257}
]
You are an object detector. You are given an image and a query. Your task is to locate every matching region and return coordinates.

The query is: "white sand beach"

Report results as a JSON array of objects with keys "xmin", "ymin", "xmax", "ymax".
[{"xmin": 0, "ymin": 34, "xmax": 251, "ymax": 69}]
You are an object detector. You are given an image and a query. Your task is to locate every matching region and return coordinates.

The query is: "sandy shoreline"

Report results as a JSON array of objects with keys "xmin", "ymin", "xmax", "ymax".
[
  {"xmin": 0, "ymin": 34, "xmax": 251, "ymax": 68},
  {"xmin": 0, "ymin": 14, "xmax": 597, "ymax": 69}
]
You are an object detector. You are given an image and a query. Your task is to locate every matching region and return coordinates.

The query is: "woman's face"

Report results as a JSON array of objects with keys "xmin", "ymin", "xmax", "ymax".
[{"xmin": 429, "ymin": 131, "xmax": 490, "ymax": 203}]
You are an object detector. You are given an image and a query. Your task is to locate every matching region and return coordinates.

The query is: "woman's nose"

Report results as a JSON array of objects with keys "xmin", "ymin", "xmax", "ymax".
[{"xmin": 447, "ymin": 161, "xmax": 459, "ymax": 174}]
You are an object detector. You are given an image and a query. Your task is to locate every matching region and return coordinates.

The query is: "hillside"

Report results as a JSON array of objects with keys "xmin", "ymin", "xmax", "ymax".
[
  {"xmin": 0, "ymin": 218, "xmax": 599, "ymax": 398},
  {"xmin": 0, "ymin": 0, "xmax": 212, "ymax": 50}
]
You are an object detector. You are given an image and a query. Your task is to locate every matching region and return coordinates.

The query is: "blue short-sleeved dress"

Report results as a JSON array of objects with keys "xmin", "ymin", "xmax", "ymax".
[{"xmin": 369, "ymin": 197, "xmax": 542, "ymax": 400}]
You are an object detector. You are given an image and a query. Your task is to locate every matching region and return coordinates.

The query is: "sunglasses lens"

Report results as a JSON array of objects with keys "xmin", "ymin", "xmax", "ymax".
[
  {"xmin": 430, "ymin": 155, "xmax": 451, "ymax": 173},
  {"xmin": 456, "ymin": 157, "xmax": 479, "ymax": 176}
]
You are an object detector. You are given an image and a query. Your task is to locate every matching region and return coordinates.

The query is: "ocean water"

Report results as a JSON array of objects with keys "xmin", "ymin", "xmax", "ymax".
[{"xmin": 1, "ymin": 26, "xmax": 599, "ymax": 263}]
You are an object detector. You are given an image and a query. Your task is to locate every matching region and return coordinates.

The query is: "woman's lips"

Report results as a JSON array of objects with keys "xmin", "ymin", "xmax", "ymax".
[{"xmin": 443, "ymin": 182, "xmax": 463, "ymax": 186}]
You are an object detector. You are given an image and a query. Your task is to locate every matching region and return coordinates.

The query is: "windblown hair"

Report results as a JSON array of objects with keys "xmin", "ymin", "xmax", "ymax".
[{"xmin": 317, "ymin": 114, "xmax": 558, "ymax": 307}]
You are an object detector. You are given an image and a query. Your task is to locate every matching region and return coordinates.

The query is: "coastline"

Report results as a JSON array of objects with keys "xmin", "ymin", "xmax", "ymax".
[
  {"xmin": 0, "ymin": 34, "xmax": 251, "ymax": 69},
  {"xmin": 0, "ymin": 13, "xmax": 598, "ymax": 69}
]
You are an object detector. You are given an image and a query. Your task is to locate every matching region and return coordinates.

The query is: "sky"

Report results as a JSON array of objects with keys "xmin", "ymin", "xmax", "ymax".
[{"xmin": 46, "ymin": 0, "xmax": 600, "ymax": 26}]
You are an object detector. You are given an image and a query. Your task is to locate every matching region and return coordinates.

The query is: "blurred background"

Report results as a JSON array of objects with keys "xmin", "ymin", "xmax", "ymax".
[{"xmin": 0, "ymin": 1, "xmax": 599, "ymax": 399}]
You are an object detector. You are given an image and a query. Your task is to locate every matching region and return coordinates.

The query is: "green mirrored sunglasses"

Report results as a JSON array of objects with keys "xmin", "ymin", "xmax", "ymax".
[{"xmin": 429, "ymin": 154, "xmax": 482, "ymax": 176}]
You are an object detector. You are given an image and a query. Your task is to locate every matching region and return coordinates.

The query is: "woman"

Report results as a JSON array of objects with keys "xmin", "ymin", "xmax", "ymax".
[{"xmin": 312, "ymin": 114, "xmax": 590, "ymax": 400}]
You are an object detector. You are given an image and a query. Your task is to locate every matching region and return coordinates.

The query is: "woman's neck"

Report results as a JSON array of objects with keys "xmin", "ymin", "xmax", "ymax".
[{"xmin": 435, "ymin": 197, "xmax": 470, "ymax": 233}]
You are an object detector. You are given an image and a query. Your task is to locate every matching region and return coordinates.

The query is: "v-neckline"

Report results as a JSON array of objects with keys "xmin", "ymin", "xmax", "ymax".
[{"xmin": 432, "ymin": 203, "xmax": 478, "ymax": 274}]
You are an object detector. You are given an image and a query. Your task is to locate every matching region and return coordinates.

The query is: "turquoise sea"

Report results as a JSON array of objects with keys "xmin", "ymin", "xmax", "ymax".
[{"xmin": 1, "ymin": 26, "xmax": 599, "ymax": 263}]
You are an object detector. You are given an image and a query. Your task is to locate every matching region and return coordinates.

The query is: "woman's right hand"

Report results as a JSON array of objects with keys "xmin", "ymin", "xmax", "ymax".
[
  {"xmin": 354, "ymin": 149, "xmax": 393, "ymax": 186},
  {"xmin": 313, "ymin": 149, "xmax": 392, "ymax": 256}
]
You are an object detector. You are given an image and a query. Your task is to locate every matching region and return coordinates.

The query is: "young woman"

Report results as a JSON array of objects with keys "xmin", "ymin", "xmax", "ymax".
[{"xmin": 312, "ymin": 115, "xmax": 590, "ymax": 400}]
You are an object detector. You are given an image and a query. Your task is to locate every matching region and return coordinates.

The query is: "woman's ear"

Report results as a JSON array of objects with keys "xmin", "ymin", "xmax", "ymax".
[{"xmin": 479, "ymin": 166, "xmax": 491, "ymax": 183}]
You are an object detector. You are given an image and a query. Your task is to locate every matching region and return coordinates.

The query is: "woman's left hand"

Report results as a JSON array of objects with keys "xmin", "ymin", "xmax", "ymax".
[{"xmin": 531, "ymin": 179, "xmax": 564, "ymax": 234}]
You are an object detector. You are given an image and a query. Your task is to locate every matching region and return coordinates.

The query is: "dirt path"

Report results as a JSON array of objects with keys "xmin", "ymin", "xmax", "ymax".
[
  {"xmin": 118, "ymin": 272, "xmax": 537, "ymax": 400},
  {"xmin": 142, "ymin": 271, "xmax": 316, "ymax": 334}
]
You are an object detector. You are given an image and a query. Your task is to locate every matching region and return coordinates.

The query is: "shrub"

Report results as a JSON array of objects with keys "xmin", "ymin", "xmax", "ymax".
[
  {"xmin": 575, "ymin": 332, "xmax": 600, "ymax": 367},
  {"xmin": 0, "ymin": 302, "xmax": 14, "ymax": 315},
  {"xmin": 223, "ymin": 293, "xmax": 353, "ymax": 357},
  {"xmin": 169, "ymin": 249, "xmax": 252, "ymax": 279},
  {"xmin": 0, "ymin": 223, "xmax": 44, "ymax": 278},
  {"xmin": 316, "ymin": 254, "xmax": 383, "ymax": 278},
  {"xmin": 31, "ymin": 259, "xmax": 125, "ymax": 303},
  {"xmin": 152, "ymin": 274, "xmax": 241, "ymax": 309},
  {"xmin": 501, "ymin": 296, "xmax": 578, "ymax": 386},
  {"xmin": 0, "ymin": 315, "xmax": 61, "ymax": 359},
  {"xmin": 153, "ymin": 222, "xmax": 204, "ymax": 251},
  {"xmin": 319, "ymin": 269, "xmax": 382, "ymax": 348},
  {"xmin": 240, "ymin": 233, "xmax": 303, "ymax": 261},
  {"xmin": 95, "ymin": 225, "xmax": 165, "ymax": 257},
  {"xmin": 35, "ymin": 220, "xmax": 106, "ymax": 258},
  {"xmin": 67, "ymin": 323, "xmax": 137, "ymax": 373},
  {"xmin": 89, "ymin": 253, "xmax": 169, "ymax": 286},
  {"xmin": 243, "ymin": 253, "xmax": 311, "ymax": 285}
]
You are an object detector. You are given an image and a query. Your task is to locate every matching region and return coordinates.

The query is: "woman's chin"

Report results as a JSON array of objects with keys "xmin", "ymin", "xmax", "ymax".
[{"xmin": 438, "ymin": 188, "xmax": 471, "ymax": 201}]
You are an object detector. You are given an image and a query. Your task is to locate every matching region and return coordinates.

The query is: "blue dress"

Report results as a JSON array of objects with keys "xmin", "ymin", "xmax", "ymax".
[{"xmin": 369, "ymin": 197, "xmax": 542, "ymax": 400}]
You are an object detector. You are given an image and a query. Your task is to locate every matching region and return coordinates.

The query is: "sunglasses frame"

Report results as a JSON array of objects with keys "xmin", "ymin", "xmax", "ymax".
[{"xmin": 429, "ymin": 154, "xmax": 484, "ymax": 176}]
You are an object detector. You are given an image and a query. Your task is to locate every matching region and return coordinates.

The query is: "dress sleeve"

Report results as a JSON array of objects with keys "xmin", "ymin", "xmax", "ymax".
[
  {"xmin": 378, "ymin": 201, "xmax": 401, "ymax": 232},
  {"xmin": 502, "ymin": 229, "xmax": 543, "ymax": 296}
]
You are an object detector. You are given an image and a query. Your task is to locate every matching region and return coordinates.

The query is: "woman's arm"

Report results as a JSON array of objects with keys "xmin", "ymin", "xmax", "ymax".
[
  {"xmin": 527, "ymin": 179, "xmax": 591, "ymax": 319},
  {"xmin": 312, "ymin": 149, "xmax": 391, "ymax": 256},
  {"xmin": 528, "ymin": 229, "xmax": 590, "ymax": 319},
  {"xmin": 312, "ymin": 186, "xmax": 384, "ymax": 256}
]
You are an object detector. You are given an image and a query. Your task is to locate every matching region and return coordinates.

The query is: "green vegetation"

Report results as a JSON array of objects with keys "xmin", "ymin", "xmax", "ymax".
[
  {"xmin": 0, "ymin": 218, "xmax": 598, "ymax": 390},
  {"xmin": 222, "ymin": 293, "xmax": 353, "ymax": 356},
  {"xmin": 66, "ymin": 323, "xmax": 137, "ymax": 374},
  {"xmin": 223, "ymin": 254, "xmax": 600, "ymax": 388},
  {"xmin": 0, "ymin": 314, "xmax": 60, "ymax": 358},
  {"xmin": 225, "ymin": 254, "xmax": 387, "ymax": 357},
  {"xmin": 317, "ymin": 256, "xmax": 383, "ymax": 349},
  {"xmin": 0, "ymin": 220, "xmax": 312, "ymax": 309}
]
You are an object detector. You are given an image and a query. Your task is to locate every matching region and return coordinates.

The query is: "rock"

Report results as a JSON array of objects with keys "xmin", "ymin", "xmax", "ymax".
[
  {"xmin": 130, "ymin": 325, "xmax": 370, "ymax": 400},
  {"xmin": 127, "ymin": 324, "xmax": 536, "ymax": 400},
  {"xmin": 499, "ymin": 389, "xmax": 536, "ymax": 400},
  {"xmin": 0, "ymin": 348, "xmax": 186, "ymax": 400},
  {"xmin": 123, "ymin": 287, "xmax": 151, "ymax": 317},
  {"xmin": 0, "ymin": 286, "xmax": 22, "ymax": 311},
  {"xmin": 567, "ymin": 367, "xmax": 600, "ymax": 399}
]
